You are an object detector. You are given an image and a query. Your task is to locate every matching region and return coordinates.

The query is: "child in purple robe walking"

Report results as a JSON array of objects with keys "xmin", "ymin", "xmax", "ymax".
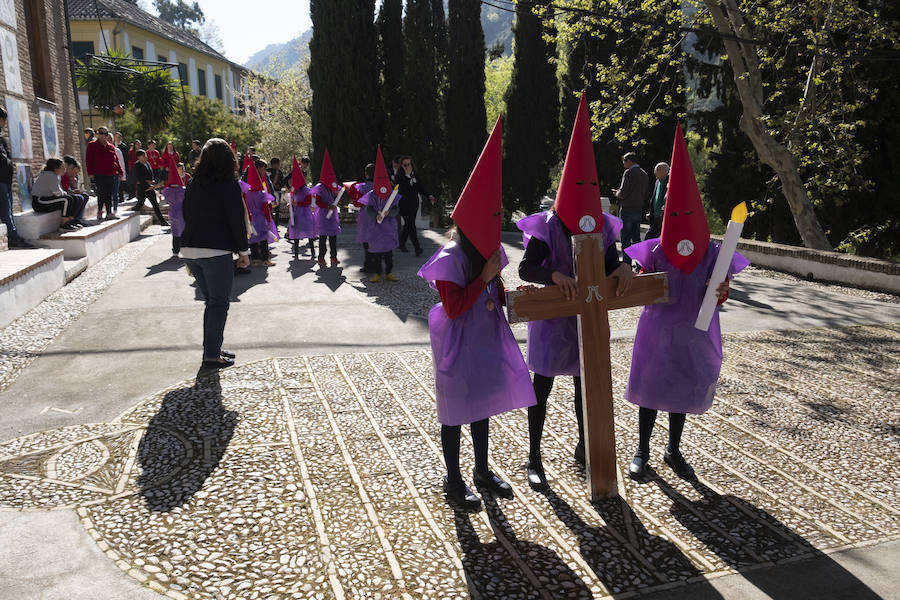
[
  {"xmin": 518, "ymin": 93, "xmax": 634, "ymax": 490},
  {"xmin": 312, "ymin": 149, "xmax": 342, "ymax": 267},
  {"xmin": 287, "ymin": 155, "xmax": 317, "ymax": 258},
  {"xmin": 348, "ymin": 165, "xmax": 375, "ymax": 273},
  {"xmin": 418, "ymin": 116, "xmax": 536, "ymax": 510},
  {"xmin": 625, "ymin": 124, "xmax": 749, "ymax": 480},
  {"xmin": 364, "ymin": 147, "xmax": 400, "ymax": 282}
]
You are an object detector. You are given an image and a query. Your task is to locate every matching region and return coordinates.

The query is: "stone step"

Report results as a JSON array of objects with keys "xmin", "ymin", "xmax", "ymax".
[
  {"xmin": 31, "ymin": 212, "xmax": 142, "ymax": 265},
  {"xmin": 0, "ymin": 247, "xmax": 65, "ymax": 327},
  {"xmin": 63, "ymin": 257, "xmax": 89, "ymax": 283}
]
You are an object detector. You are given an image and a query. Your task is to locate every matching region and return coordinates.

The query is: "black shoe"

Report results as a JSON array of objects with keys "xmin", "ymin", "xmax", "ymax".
[
  {"xmin": 234, "ymin": 266, "xmax": 251, "ymax": 275},
  {"xmin": 629, "ymin": 452, "xmax": 649, "ymax": 479},
  {"xmin": 75, "ymin": 217, "xmax": 92, "ymax": 227},
  {"xmin": 574, "ymin": 442, "xmax": 585, "ymax": 466},
  {"xmin": 201, "ymin": 356, "xmax": 234, "ymax": 370},
  {"xmin": 663, "ymin": 450, "xmax": 695, "ymax": 480},
  {"xmin": 473, "ymin": 470, "xmax": 513, "ymax": 499},
  {"xmin": 7, "ymin": 237, "xmax": 36, "ymax": 248},
  {"xmin": 443, "ymin": 476, "xmax": 481, "ymax": 511},
  {"xmin": 399, "ymin": 246, "xmax": 409, "ymax": 252},
  {"xmin": 219, "ymin": 349, "xmax": 236, "ymax": 359},
  {"xmin": 414, "ymin": 248, "xmax": 423, "ymax": 257},
  {"xmin": 525, "ymin": 461, "xmax": 548, "ymax": 491}
]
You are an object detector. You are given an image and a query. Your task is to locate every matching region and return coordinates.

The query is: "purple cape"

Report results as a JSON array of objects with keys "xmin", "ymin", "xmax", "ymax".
[
  {"xmin": 364, "ymin": 190, "xmax": 400, "ymax": 253},
  {"xmin": 288, "ymin": 187, "xmax": 317, "ymax": 240},
  {"xmin": 162, "ymin": 186, "xmax": 185, "ymax": 237},
  {"xmin": 517, "ymin": 210, "xmax": 623, "ymax": 377},
  {"xmin": 312, "ymin": 184, "xmax": 342, "ymax": 237},
  {"xmin": 418, "ymin": 242, "xmax": 536, "ymax": 425},
  {"xmin": 354, "ymin": 181, "xmax": 374, "ymax": 244},
  {"xmin": 624, "ymin": 238, "xmax": 750, "ymax": 414},
  {"xmin": 245, "ymin": 189, "xmax": 278, "ymax": 244}
]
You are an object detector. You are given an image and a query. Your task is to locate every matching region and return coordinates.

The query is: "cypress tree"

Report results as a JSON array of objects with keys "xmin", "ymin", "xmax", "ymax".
[
  {"xmin": 503, "ymin": 1, "xmax": 558, "ymax": 214},
  {"xmin": 446, "ymin": 0, "xmax": 487, "ymax": 200},
  {"xmin": 402, "ymin": 1, "xmax": 444, "ymax": 184},
  {"xmin": 309, "ymin": 0, "xmax": 379, "ymax": 179},
  {"xmin": 377, "ymin": 0, "xmax": 404, "ymax": 157}
]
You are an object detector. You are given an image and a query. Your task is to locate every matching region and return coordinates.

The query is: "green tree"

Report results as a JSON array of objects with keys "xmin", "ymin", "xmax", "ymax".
[
  {"xmin": 154, "ymin": 0, "xmax": 205, "ymax": 32},
  {"xmin": 484, "ymin": 55, "xmax": 513, "ymax": 134},
  {"xmin": 446, "ymin": 0, "xmax": 487, "ymax": 199},
  {"xmin": 377, "ymin": 0, "xmax": 404, "ymax": 156},
  {"xmin": 131, "ymin": 67, "xmax": 180, "ymax": 141},
  {"xmin": 308, "ymin": 0, "xmax": 380, "ymax": 180},
  {"xmin": 403, "ymin": 0, "xmax": 446, "ymax": 195},
  {"xmin": 246, "ymin": 65, "xmax": 312, "ymax": 165},
  {"xmin": 503, "ymin": 0, "xmax": 559, "ymax": 215}
]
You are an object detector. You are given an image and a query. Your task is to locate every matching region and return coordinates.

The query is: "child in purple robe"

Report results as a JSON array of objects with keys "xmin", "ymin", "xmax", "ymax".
[
  {"xmin": 625, "ymin": 123, "xmax": 749, "ymax": 480},
  {"xmin": 364, "ymin": 147, "xmax": 399, "ymax": 282},
  {"xmin": 350, "ymin": 165, "xmax": 375, "ymax": 273},
  {"xmin": 287, "ymin": 155, "xmax": 317, "ymax": 258},
  {"xmin": 518, "ymin": 92, "xmax": 634, "ymax": 490},
  {"xmin": 312, "ymin": 149, "xmax": 342, "ymax": 266},
  {"xmin": 418, "ymin": 116, "xmax": 536, "ymax": 510},
  {"xmin": 161, "ymin": 155, "xmax": 186, "ymax": 255},
  {"xmin": 245, "ymin": 159, "xmax": 279, "ymax": 266}
]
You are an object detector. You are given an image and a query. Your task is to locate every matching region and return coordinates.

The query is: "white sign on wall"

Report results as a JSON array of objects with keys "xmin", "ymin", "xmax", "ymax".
[
  {"xmin": 0, "ymin": 27, "xmax": 22, "ymax": 94},
  {"xmin": 0, "ymin": 0, "xmax": 15, "ymax": 29}
]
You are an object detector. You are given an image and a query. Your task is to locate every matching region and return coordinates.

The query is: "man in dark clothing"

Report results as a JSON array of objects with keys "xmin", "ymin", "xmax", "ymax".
[
  {"xmin": 0, "ymin": 107, "xmax": 32, "ymax": 247},
  {"xmin": 85, "ymin": 127, "xmax": 124, "ymax": 220},
  {"xmin": 614, "ymin": 151, "xmax": 649, "ymax": 266},
  {"xmin": 394, "ymin": 156, "xmax": 434, "ymax": 256},
  {"xmin": 646, "ymin": 162, "xmax": 669, "ymax": 240},
  {"xmin": 187, "ymin": 140, "xmax": 202, "ymax": 168},
  {"xmin": 132, "ymin": 150, "xmax": 168, "ymax": 225}
]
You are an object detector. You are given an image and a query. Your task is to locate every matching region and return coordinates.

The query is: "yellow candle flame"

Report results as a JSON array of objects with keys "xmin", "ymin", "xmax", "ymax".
[{"xmin": 731, "ymin": 202, "xmax": 748, "ymax": 224}]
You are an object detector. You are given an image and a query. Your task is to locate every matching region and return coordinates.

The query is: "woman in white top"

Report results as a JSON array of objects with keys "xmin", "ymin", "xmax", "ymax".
[{"xmin": 31, "ymin": 158, "xmax": 88, "ymax": 231}]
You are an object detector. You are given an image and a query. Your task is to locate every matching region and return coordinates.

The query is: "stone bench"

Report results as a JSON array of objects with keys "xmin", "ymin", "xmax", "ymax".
[
  {"xmin": 31, "ymin": 211, "xmax": 141, "ymax": 266},
  {"xmin": 0, "ymin": 247, "xmax": 65, "ymax": 327},
  {"xmin": 14, "ymin": 197, "xmax": 101, "ymax": 240}
]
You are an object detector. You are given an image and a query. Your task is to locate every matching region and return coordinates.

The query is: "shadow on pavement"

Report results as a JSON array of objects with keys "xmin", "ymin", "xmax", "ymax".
[
  {"xmin": 143, "ymin": 255, "xmax": 184, "ymax": 277},
  {"xmin": 137, "ymin": 371, "xmax": 237, "ymax": 512}
]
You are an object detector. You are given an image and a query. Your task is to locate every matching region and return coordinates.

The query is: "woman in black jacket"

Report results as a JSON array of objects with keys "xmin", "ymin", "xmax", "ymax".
[
  {"xmin": 181, "ymin": 138, "xmax": 250, "ymax": 369},
  {"xmin": 394, "ymin": 156, "xmax": 435, "ymax": 256}
]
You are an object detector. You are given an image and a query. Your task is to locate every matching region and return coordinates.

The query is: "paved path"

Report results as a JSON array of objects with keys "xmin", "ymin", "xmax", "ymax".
[{"xmin": 1, "ymin": 226, "xmax": 898, "ymax": 599}]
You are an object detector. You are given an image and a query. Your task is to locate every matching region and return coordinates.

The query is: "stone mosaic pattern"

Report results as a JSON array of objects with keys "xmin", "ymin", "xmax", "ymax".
[{"xmin": 1, "ymin": 324, "xmax": 898, "ymax": 599}]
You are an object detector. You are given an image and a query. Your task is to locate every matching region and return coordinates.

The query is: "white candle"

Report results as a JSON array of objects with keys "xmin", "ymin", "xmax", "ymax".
[
  {"xmin": 377, "ymin": 185, "xmax": 400, "ymax": 224},
  {"xmin": 326, "ymin": 187, "xmax": 345, "ymax": 219},
  {"xmin": 695, "ymin": 202, "xmax": 748, "ymax": 331}
]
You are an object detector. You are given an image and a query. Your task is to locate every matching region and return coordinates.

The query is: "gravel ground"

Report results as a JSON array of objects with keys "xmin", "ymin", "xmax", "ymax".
[{"xmin": 0, "ymin": 324, "xmax": 897, "ymax": 599}]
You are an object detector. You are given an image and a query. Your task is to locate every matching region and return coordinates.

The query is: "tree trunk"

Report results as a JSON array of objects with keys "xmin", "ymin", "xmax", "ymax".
[{"xmin": 705, "ymin": 0, "xmax": 833, "ymax": 250}]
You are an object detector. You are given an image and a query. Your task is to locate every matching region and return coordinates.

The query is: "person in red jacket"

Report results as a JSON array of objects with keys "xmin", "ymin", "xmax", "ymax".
[
  {"xmin": 146, "ymin": 140, "xmax": 162, "ymax": 181},
  {"xmin": 162, "ymin": 141, "xmax": 180, "ymax": 183},
  {"xmin": 85, "ymin": 127, "xmax": 124, "ymax": 221}
]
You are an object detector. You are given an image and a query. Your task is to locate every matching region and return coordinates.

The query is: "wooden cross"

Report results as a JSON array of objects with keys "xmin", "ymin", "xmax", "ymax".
[{"xmin": 507, "ymin": 233, "xmax": 668, "ymax": 500}]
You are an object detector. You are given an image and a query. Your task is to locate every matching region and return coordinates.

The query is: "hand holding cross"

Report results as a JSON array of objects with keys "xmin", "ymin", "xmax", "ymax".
[{"xmin": 507, "ymin": 233, "xmax": 668, "ymax": 500}]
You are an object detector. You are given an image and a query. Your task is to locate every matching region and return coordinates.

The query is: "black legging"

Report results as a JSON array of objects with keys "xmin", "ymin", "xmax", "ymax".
[
  {"xmin": 637, "ymin": 407, "xmax": 686, "ymax": 456},
  {"xmin": 441, "ymin": 419, "xmax": 489, "ymax": 485},
  {"xmin": 318, "ymin": 235, "xmax": 337, "ymax": 260},
  {"xmin": 528, "ymin": 374, "xmax": 583, "ymax": 464},
  {"xmin": 134, "ymin": 186, "xmax": 167, "ymax": 224},
  {"xmin": 398, "ymin": 210, "xmax": 420, "ymax": 251}
]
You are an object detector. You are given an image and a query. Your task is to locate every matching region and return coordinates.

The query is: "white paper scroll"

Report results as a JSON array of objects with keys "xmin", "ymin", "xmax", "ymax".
[{"xmin": 695, "ymin": 202, "xmax": 747, "ymax": 331}]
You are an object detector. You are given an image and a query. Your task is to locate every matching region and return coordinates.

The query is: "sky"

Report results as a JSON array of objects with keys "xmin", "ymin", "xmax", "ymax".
[{"xmin": 139, "ymin": 0, "xmax": 313, "ymax": 65}]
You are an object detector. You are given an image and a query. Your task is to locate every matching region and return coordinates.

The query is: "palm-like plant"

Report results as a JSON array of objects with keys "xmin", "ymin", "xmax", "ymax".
[
  {"xmin": 75, "ymin": 50, "xmax": 132, "ymax": 116},
  {"xmin": 131, "ymin": 67, "xmax": 180, "ymax": 140}
]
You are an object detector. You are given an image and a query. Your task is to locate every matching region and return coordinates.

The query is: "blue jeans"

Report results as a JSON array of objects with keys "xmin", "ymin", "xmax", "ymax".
[
  {"xmin": 185, "ymin": 254, "xmax": 234, "ymax": 361},
  {"xmin": 619, "ymin": 210, "xmax": 643, "ymax": 265},
  {"xmin": 0, "ymin": 182, "xmax": 21, "ymax": 241},
  {"xmin": 111, "ymin": 177, "xmax": 120, "ymax": 212}
]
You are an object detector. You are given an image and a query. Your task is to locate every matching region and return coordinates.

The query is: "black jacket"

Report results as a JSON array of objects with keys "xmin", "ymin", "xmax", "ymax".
[
  {"xmin": 181, "ymin": 178, "xmax": 249, "ymax": 253},
  {"xmin": 0, "ymin": 135, "xmax": 12, "ymax": 185},
  {"xmin": 394, "ymin": 170, "xmax": 429, "ymax": 215}
]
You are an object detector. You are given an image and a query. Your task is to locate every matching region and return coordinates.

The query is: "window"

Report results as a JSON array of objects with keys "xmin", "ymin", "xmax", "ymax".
[
  {"xmin": 72, "ymin": 41, "xmax": 95, "ymax": 60},
  {"xmin": 23, "ymin": 0, "xmax": 53, "ymax": 100},
  {"xmin": 132, "ymin": 46, "xmax": 144, "ymax": 60},
  {"xmin": 197, "ymin": 68, "xmax": 206, "ymax": 96},
  {"xmin": 178, "ymin": 63, "xmax": 188, "ymax": 87},
  {"xmin": 214, "ymin": 74, "xmax": 223, "ymax": 100},
  {"xmin": 158, "ymin": 55, "xmax": 166, "ymax": 64}
]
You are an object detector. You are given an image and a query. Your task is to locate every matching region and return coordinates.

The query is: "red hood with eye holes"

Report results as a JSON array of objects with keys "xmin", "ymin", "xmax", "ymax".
[{"xmin": 660, "ymin": 122, "xmax": 710, "ymax": 273}]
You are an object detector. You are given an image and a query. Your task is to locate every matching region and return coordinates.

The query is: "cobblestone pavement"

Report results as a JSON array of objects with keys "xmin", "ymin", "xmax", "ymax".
[{"xmin": 1, "ymin": 323, "xmax": 897, "ymax": 599}]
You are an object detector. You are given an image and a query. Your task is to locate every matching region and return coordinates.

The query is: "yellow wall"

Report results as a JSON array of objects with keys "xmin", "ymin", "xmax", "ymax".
[{"xmin": 69, "ymin": 20, "xmax": 246, "ymax": 115}]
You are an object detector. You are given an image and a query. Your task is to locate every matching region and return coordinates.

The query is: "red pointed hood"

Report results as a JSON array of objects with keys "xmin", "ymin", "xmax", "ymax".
[
  {"xmin": 291, "ymin": 155, "xmax": 306, "ymax": 189},
  {"xmin": 246, "ymin": 157, "xmax": 265, "ymax": 192},
  {"xmin": 450, "ymin": 114, "xmax": 503, "ymax": 259},
  {"xmin": 164, "ymin": 153, "xmax": 184, "ymax": 187},
  {"xmin": 660, "ymin": 122, "xmax": 710, "ymax": 273},
  {"xmin": 318, "ymin": 149, "xmax": 340, "ymax": 195},
  {"xmin": 553, "ymin": 92, "xmax": 604, "ymax": 235},
  {"xmin": 373, "ymin": 146, "xmax": 392, "ymax": 200}
]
